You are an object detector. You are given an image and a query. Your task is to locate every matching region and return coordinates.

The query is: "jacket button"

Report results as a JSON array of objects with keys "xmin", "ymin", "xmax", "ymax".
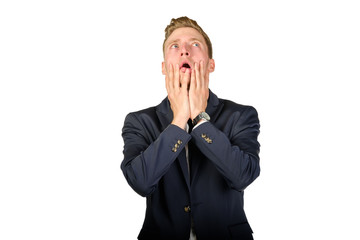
[{"xmin": 184, "ymin": 206, "xmax": 191, "ymax": 213}]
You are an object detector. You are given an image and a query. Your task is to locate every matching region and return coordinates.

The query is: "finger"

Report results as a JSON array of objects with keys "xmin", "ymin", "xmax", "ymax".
[
  {"xmin": 168, "ymin": 63, "xmax": 174, "ymax": 89},
  {"xmin": 182, "ymin": 68, "xmax": 190, "ymax": 84},
  {"xmin": 190, "ymin": 67, "xmax": 196, "ymax": 91},
  {"xmin": 174, "ymin": 63, "xmax": 180, "ymax": 90},
  {"xmin": 195, "ymin": 62, "xmax": 201, "ymax": 89},
  {"xmin": 181, "ymin": 68, "xmax": 190, "ymax": 93},
  {"xmin": 204, "ymin": 68, "xmax": 210, "ymax": 89},
  {"xmin": 165, "ymin": 64, "xmax": 171, "ymax": 93},
  {"xmin": 204, "ymin": 67, "xmax": 209, "ymax": 100},
  {"xmin": 199, "ymin": 60, "xmax": 205, "ymax": 88},
  {"xmin": 165, "ymin": 75, "xmax": 170, "ymax": 93},
  {"xmin": 166, "ymin": 63, "xmax": 173, "ymax": 90}
]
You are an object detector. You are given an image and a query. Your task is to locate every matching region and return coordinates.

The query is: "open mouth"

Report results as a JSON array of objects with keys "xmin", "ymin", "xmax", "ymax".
[
  {"xmin": 182, "ymin": 63, "xmax": 191, "ymax": 69},
  {"xmin": 180, "ymin": 62, "xmax": 192, "ymax": 73}
]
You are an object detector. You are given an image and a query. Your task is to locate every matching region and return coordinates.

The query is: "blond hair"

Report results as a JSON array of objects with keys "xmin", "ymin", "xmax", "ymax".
[{"xmin": 163, "ymin": 16, "xmax": 213, "ymax": 59}]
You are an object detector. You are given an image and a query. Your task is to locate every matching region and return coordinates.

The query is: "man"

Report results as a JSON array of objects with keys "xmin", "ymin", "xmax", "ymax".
[{"xmin": 121, "ymin": 16, "xmax": 260, "ymax": 240}]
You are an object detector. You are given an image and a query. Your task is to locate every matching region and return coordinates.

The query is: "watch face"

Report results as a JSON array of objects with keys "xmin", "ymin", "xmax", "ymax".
[
  {"xmin": 200, "ymin": 112, "xmax": 210, "ymax": 121},
  {"xmin": 193, "ymin": 112, "xmax": 210, "ymax": 125}
]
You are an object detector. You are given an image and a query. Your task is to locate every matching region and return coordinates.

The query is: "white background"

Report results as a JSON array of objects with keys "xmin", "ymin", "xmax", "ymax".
[{"xmin": 1, "ymin": 0, "xmax": 359, "ymax": 239}]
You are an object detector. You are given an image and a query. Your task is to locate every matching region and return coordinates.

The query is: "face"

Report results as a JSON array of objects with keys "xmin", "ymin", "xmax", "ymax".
[{"xmin": 162, "ymin": 27, "xmax": 215, "ymax": 76}]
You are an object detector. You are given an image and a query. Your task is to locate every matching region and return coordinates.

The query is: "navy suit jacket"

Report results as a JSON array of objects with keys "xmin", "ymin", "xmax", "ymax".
[{"xmin": 121, "ymin": 91, "xmax": 260, "ymax": 240}]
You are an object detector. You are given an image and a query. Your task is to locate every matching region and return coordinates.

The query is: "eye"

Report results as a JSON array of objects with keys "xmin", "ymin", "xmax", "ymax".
[
  {"xmin": 171, "ymin": 44, "xmax": 179, "ymax": 49},
  {"xmin": 193, "ymin": 43, "xmax": 200, "ymax": 47}
]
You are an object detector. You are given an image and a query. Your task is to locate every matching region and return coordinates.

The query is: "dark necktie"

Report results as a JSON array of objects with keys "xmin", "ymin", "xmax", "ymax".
[{"xmin": 187, "ymin": 119, "xmax": 193, "ymax": 133}]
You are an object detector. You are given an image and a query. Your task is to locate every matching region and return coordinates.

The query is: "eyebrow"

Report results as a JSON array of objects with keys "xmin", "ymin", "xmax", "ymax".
[
  {"xmin": 189, "ymin": 37, "xmax": 202, "ymax": 42},
  {"xmin": 166, "ymin": 37, "xmax": 203, "ymax": 48},
  {"xmin": 166, "ymin": 39, "xmax": 180, "ymax": 47}
]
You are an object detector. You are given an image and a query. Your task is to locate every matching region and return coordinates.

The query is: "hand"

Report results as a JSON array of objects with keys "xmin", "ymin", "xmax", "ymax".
[
  {"xmin": 165, "ymin": 63, "xmax": 191, "ymax": 130},
  {"xmin": 189, "ymin": 61, "xmax": 209, "ymax": 120}
]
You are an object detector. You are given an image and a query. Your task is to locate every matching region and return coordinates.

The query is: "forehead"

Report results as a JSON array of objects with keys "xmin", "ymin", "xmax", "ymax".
[{"xmin": 165, "ymin": 27, "xmax": 206, "ymax": 45}]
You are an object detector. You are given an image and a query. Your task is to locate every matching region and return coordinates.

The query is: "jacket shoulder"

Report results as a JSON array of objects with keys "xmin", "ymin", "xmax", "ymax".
[
  {"xmin": 220, "ymin": 98, "xmax": 258, "ymax": 115},
  {"xmin": 125, "ymin": 96, "xmax": 168, "ymax": 120},
  {"xmin": 127, "ymin": 106, "xmax": 157, "ymax": 118}
]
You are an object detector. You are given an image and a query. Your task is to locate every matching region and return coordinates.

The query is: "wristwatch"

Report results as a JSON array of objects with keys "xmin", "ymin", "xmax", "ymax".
[{"xmin": 192, "ymin": 112, "xmax": 210, "ymax": 126}]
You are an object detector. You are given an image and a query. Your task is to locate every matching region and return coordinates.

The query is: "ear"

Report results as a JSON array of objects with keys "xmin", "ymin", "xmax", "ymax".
[
  {"xmin": 162, "ymin": 62, "xmax": 166, "ymax": 75},
  {"xmin": 208, "ymin": 59, "xmax": 215, "ymax": 73}
]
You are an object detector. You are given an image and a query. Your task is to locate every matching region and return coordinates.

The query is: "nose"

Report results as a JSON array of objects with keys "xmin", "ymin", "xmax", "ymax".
[
  {"xmin": 181, "ymin": 51, "xmax": 189, "ymax": 56},
  {"xmin": 180, "ymin": 45, "xmax": 190, "ymax": 57}
]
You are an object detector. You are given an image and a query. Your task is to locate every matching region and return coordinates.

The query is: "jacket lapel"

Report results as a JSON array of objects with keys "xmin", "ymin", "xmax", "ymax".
[
  {"xmin": 178, "ymin": 149, "xmax": 191, "ymax": 190},
  {"xmin": 156, "ymin": 97, "xmax": 173, "ymax": 131},
  {"xmin": 205, "ymin": 90, "xmax": 223, "ymax": 123}
]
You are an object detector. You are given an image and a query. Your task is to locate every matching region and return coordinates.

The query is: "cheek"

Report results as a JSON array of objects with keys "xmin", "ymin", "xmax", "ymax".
[
  {"xmin": 192, "ymin": 47, "xmax": 207, "ymax": 56},
  {"xmin": 166, "ymin": 50, "xmax": 178, "ymax": 59},
  {"xmin": 192, "ymin": 50, "xmax": 208, "ymax": 62},
  {"xmin": 164, "ymin": 54, "xmax": 177, "ymax": 65}
]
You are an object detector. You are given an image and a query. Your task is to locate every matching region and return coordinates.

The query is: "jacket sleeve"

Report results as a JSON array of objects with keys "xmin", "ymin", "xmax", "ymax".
[
  {"xmin": 121, "ymin": 113, "xmax": 191, "ymax": 197},
  {"xmin": 191, "ymin": 106, "xmax": 260, "ymax": 191}
]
